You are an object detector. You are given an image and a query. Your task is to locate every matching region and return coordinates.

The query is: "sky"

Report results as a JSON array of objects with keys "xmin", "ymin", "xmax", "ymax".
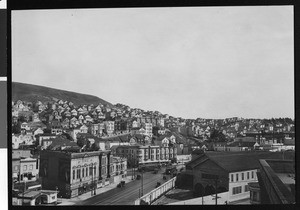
[{"xmin": 12, "ymin": 6, "xmax": 294, "ymax": 119}]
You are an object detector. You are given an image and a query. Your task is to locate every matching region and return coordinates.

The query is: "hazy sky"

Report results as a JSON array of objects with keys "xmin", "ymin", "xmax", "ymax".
[{"xmin": 12, "ymin": 6, "xmax": 294, "ymax": 119}]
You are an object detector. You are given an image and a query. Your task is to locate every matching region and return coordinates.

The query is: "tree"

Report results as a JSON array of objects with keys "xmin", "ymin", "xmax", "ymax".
[
  {"xmin": 61, "ymin": 133, "xmax": 74, "ymax": 141},
  {"xmin": 18, "ymin": 116, "xmax": 26, "ymax": 123},
  {"xmin": 210, "ymin": 129, "xmax": 227, "ymax": 142},
  {"xmin": 76, "ymin": 137, "xmax": 87, "ymax": 148},
  {"xmin": 43, "ymin": 127, "xmax": 52, "ymax": 134},
  {"xmin": 90, "ymin": 143, "xmax": 100, "ymax": 151},
  {"xmin": 12, "ymin": 123, "xmax": 21, "ymax": 134}
]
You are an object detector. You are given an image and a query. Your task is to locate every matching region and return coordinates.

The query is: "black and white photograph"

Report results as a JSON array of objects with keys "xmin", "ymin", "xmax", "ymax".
[{"xmin": 10, "ymin": 4, "xmax": 295, "ymax": 206}]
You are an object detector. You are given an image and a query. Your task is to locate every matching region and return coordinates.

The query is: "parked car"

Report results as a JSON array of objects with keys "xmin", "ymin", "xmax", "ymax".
[
  {"xmin": 156, "ymin": 182, "xmax": 161, "ymax": 188},
  {"xmin": 153, "ymin": 168, "xmax": 159, "ymax": 174},
  {"xmin": 117, "ymin": 181, "xmax": 126, "ymax": 188}
]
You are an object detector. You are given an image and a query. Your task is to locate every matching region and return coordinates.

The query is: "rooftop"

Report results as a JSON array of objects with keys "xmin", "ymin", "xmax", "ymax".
[
  {"xmin": 187, "ymin": 151, "xmax": 292, "ymax": 173},
  {"xmin": 259, "ymin": 159, "xmax": 295, "ymax": 204}
]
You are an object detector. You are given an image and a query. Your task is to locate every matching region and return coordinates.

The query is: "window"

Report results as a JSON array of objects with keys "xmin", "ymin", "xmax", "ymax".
[
  {"xmin": 247, "ymin": 172, "xmax": 250, "ymax": 180},
  {"xmin": 77, "ymin": 169, "xmax": 80, "ymax": 179},
  {"xmin": 89, "ymin": 167, "xmax": 93, "ymax": 176},
  {"xmin": 29, "ymin": 165, "xmax": 33, "ymax": 170},
  {"xmin": 82, "ymin": 168, "xmax": 85, "ymax": 177},
  {"xmin": 251, "ymin": 171, "xmax": 254, "ymax": 179},
  {"xmin": 23, "ymin": 165, "xmax": 27, "ymax": 171},
  {"xmin": 252, "ymin": 191, "xmax": 259, "ymax": 201},
  {"xmin": 94, "ymin": 167, "xmax": 96, "ymax": 175},
  {"xmin": 73, "ymin": 170, "xmax": 75, "ymax": 180},
  {"xmin": 245, "ymin": 185, "xmax": 249, "ymax": 192},
  {"xmin": 242, "ymin": 173, "xmax": 244, "ymax": 180},
  {"xmin": 231, "ymin": 174, "xmax": 234, "ymax": 182},
  {"xmin": 232, "ymin": 186, "xmax": 242, "ymax": 195},
  {"xmin": 86, "ymin": 167, "xmax": 88, "ymax": 177},
  {"xmin": 236, "ymin": 173, "xmax": 239, "ymax": 182},
  {"xmin": 14, "ymin": 165, "xmax": 19, "ymax": 171}
]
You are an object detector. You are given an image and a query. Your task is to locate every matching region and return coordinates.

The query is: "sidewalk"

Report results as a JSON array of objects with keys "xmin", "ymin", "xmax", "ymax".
[{"xmin": 58, "ymin": 175, "xmax": 134, "ymax": 205}]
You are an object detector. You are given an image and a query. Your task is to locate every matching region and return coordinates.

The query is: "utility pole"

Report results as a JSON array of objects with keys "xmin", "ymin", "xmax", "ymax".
[
  {"xmin": 22, "ymin": 177, "xmax": 28, "ymax": 206},
  {"xmin": 215, "ymin": 179, "xmax": 218, "ymax": 205},
  {"xmin": 94, "ymin": 166, "xmax": 96, "ymax": 195},
  {"xmin": 91, "ymin": 166, "xmax": 94, "ymax": 196},
  {"xmin": 141, "ymin": 170, "xmax": 144, "ymax": 196},
  {"xmin": 55, "ymin": 186, "xmax": 58, "ymax": 205}
]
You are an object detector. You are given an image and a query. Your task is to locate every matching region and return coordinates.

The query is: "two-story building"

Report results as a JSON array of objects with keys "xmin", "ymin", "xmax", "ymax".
[
  {"xmin": 104, "ymin": 121, "xmax": 115, "ymax": 136},
  {"xmin": 12, "ymin": 149, "xmax": 39, "ymax": 183},
  {"xmin": 112, "ymin": 157, "xmax": 128, "ymax": 183},
  {"xmin": 182, "ymin": 151, "xmax": 291, "ymax": 204},
  {"xmin": 39, "ymin": 150, "xmax": 113, "ymax": 198}
]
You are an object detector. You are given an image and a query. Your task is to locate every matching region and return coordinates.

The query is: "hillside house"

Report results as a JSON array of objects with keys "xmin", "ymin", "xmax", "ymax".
[{"xmin": 71, "ymin": 109, "xmax": 78, "ymax": 116}]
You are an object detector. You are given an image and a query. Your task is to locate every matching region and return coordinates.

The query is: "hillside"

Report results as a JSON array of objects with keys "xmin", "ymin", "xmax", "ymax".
[{"xmin": 12, "ymin": 82, "xmax": 114, "ymax": 107}]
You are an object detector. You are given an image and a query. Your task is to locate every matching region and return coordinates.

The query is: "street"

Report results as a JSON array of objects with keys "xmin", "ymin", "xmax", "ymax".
[{"xmin": 77, "ymin": 169, "xmax": 171, "ymax": 205}]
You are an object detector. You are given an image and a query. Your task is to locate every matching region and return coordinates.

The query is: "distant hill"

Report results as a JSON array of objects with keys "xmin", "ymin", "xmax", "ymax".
[{"xmin": 12, "ymin": 82, "xmax": 114, "ymax": 107}]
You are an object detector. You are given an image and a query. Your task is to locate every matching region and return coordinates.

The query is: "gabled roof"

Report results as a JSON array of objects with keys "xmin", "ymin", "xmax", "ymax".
[
  {"xmin": 131, "ymin": 127, "xmax": 140, "ymax": 130},
  {"xmin": 234, "ymin": 137, "xmax": 256, "ymax": 142},
  {"xmin": 37, "ymin": 133, "xmax": 56, "ymax": 137},
  {"xmin": 45, "ymin": 137, "xmax": 77, "ymax": 148},
  {"xmin": 203, "ymin": 151, "xmax": 285, "ymax": 173},
  {"xmin": 110, "ymin": 145, "xmax": 120, "ymax": 150},
  {"xmin": 227, "ymin": 141, "xmax": 256, "ymax": 147}
]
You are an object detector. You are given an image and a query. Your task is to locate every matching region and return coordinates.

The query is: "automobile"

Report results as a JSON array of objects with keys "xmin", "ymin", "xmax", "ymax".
[
  {"xmin": 156, "ymin": 182, "xmax": 161, "ymax": 188},
  {"xmin": 165, "ymin": 166, "xmax": 177, "ymax": 175},
  {"xmin": 117, "ymin": 181, "xmax": 126, "ymax": 188},
  {"xmin": 153, "ymin": 168, "xmax": 159, "ymax": 174}
]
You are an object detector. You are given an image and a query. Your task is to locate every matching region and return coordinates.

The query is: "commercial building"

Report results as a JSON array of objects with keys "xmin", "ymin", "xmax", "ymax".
[
  {"xmin": 12, "ymin": 149, "xmax": 39, "ymax": 183},
  {"xmin": 39, "ymin": 150, "xmax": 113, "ymax": 198},
  {"xmin": 112, "ymin": 157, "xmax": 128, "ymax": 183},
  {"xmin": 115, "ymin": 143, "xmax": 177, "ymax": 167}
]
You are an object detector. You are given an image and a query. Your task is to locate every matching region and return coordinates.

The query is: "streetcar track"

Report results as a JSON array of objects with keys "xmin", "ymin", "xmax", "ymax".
[{"xmin": 91, "ymin": 173, "xmax": 166, "ymax": 205}]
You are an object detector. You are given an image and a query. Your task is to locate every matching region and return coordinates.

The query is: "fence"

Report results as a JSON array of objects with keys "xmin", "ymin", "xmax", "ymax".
[{"xmin": 134, "ymin": 177, "xmax": 176, "ymax": 205}]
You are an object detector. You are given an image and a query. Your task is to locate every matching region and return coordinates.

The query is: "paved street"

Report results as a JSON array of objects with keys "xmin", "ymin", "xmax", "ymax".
[{"xmin": 61, "ymin": 169, "xmax": 171, "ymax": 205}]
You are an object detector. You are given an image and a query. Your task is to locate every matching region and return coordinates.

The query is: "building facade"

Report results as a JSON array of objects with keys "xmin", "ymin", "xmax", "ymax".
[
  {"xmin": 39, "ymin": 150, "xmax": 113, "ymax": 198},
  {"xmin": 184, "ymin": 151, "xmax": 289, "ymax": 204},
  {"xmin": 255, "ymin": 159, "xmax": 295, "ymax": 204},
  {"xmin": 115, "ymin": 144, "xmax": 177, "ymax": 167},
  {"xmin": 104, "ymin": 121, "xmax": 115, "ymax": 135}
]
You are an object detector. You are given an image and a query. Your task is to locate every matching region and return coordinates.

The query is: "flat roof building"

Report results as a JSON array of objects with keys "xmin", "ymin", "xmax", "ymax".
[
  {"xmin": 255, "ymin": 159, "xmax": 295, "ymax": 204},
  {"xmin": 181, "ymin": 151, "xmax": 294, "ymax": 204}
]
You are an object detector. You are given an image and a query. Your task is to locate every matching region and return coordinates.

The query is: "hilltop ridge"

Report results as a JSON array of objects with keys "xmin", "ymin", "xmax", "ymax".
[{"xmin": 12, "ymin": 82, "xmax": 114, "ymax": 107}]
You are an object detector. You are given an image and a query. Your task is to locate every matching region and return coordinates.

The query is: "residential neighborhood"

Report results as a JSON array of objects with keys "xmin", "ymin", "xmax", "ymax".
[
  {"xmin": 10, "ymin": 5, "xmax": 295, "ymax": 207},
  {"xmin": 11, "ymin": 98, "xmax": 295, "ymax": 205}
]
